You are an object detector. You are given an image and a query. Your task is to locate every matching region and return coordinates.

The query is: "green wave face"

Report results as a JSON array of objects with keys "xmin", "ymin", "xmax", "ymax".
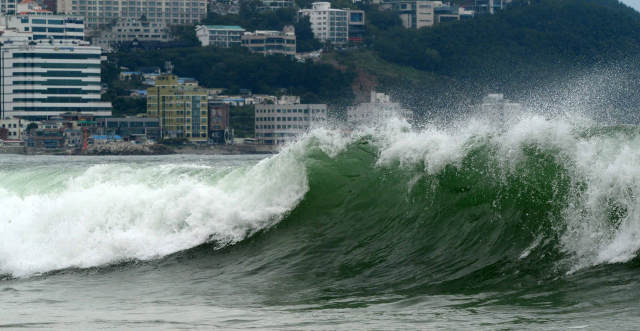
[
  {"xmin": 2, "ymin": 115, "xmax": 640, "ymax": 311},
  {"xmin": 194, "ymin": 116, "xmax": 640, "ymax": 306}
]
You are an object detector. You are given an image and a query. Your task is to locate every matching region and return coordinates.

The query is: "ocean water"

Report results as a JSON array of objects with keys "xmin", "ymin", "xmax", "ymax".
[{"xmin": 2, "ymin": 115, "xmax": 640, "ymax": 329}]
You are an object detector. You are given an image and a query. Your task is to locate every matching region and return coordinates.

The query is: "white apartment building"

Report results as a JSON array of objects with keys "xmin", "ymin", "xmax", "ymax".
[
  {"xmin": 297, "ymin": 2, "xmax": 348, "ymax": 44},
  {"xmin": 56, "ymin": 0, "xmax": 208, "ymax": 29},
  {"xmin": 195, "ymin": 25, "xmax": 244, "ymax": 47},
  {"xmin": 0, "ymin": 0, "xmax": 84, "ymax": 41},
  {"xmin": 241, "ymin": 25, "xmax": 296, "ymax": 56},
  {"xmin": 1, "ymin": 40, "xmax": 112, "ymax": 120},
  {"xmin": 255, "ymin": 103, "xmax": 327, "ymax": 145},
  {"xmin": 92, "ymin": 17, "xmax": 173, "ymax": 50},
  {"xmin": 347, "ymin": 91, "xmax": 413, "ymax": 127}
]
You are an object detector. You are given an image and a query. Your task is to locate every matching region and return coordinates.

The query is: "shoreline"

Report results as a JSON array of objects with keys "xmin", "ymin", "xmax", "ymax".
[{"xmin": 0, "ymin": 144, "xmax": 279, "ymax": 156}]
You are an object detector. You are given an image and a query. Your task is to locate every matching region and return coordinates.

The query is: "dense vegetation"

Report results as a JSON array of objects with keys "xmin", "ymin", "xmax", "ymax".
[{"xmin": 111, "ymin": 46, "xmax": 355, "ymax": 108}]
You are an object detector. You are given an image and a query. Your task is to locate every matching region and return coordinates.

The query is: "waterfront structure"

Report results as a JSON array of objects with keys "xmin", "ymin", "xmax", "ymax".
[
  {"xmin": 347, "ymin": 91, "xmax": 413, "ymax": 127},
  {"xmin": 56, "ymin": 0, "xmax": 208, "ymax": 29},
  {"xmin": 241, "ymin": 25, "xmax": 295, "ymax": 56},
  {"xmin": 32, "ymin": 120, "xmax": 64, "ymax": 147},
  {"xmin": 1, "ymin": 40, "xmax": 112, "ymax": 120},
  {"xmin": 255, "ymin": 103, "xmax": 327, "ymax": 145},
  {"xmin": 146, "ymin": 75, "xmax": 209, "ymax": 143},
  {"xmin": 0, "ymin": 0, "xmax": 84, "ymax": 41},
  {"xmin": 99, "ymin": 116, "xmax": 160, "ymax": 140},
  {"xmin": 207, "ymin": 102, "xmax": 229, "ymax": 144},
  {"xmin": 195, "ymin": 25, "xmax": 244, "ymax": 47},
  {"xmin": 297, "ymin": 2, "xmax": 356, "ymax": 44},
  {"xmin": 0, "ymin": 118, "xmax": 23, "ymax": 139},
  {"xmin": 92, "ymin": 18, "xmax": 174, "ymax": 50}
]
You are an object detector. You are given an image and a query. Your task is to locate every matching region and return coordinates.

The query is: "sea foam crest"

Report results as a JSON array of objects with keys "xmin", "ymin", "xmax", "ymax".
[
  {"xmin": 367, "ymin": 115, "xmax": 640, "ymax": 271},
  {"xmin": 0, "ymin": 151, "xmax": 308, "ymax": 277}
]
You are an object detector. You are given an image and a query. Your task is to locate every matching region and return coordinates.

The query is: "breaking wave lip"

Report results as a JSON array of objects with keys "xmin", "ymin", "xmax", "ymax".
[{"xmin": 0, "ymin": 148, "xmax": 309, "ymax": 278}]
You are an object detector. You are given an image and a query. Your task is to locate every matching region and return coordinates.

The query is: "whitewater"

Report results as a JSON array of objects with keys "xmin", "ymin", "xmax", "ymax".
[{"xmin": 2, "ymin": 114, "xmax": 640, "ymax": 329}]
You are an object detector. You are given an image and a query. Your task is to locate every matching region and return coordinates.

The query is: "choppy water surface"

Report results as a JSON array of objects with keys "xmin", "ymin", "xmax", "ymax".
[{"xmin": 2, "ymin": 116, "xmax": 640, "ymax": 329}]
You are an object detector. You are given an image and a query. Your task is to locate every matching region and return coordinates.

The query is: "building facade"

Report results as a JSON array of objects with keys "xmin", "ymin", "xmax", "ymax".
[
  {"xmin": 241, "ymin": 25, "xmax": 295, "ymax": 56},
  {"xmin": 347, "ymin": 91, "xmax": 413, "ymax": 127},
  {"xmin": 195, "ymin": 24, "xmax": 244, "ymax": 47},
  {"xmin": 0, "ymin": 0, "xmax": 84, "ymax": 41},
  {"xmin": 298, "ymin": 2, "xmax": 349, "ymax": 44},
  {"xmin": 146, "ymin": 75, "xmax": 209, "ymax": 143},
  {"xmin": 92, "ymin": 17, "xmax": 173, "ymax": 50},
  {"xmin": 1, "ymin": 41, "xmax": 112, "ymax": 120},
  {"xmin": 208, "ymin": 102, "xmax": 229, "ymax": 144},
  {"xmin": 56, "ymin": 0, "xmax": 208, "ymax": 29},
  {"xmin": 255, "ymin": 103, "xmax": 327, "ymax": 145},
  {"xmin": 0, "ymin": 118, "xmax": 23, "ymax": 139},
  {"xmin": 99, "ymin": 116, "xmax": 160, "ymax": 140}
]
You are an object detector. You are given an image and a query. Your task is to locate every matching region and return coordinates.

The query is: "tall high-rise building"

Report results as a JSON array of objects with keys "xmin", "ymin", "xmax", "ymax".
[
  {"xmin": 146, "ymin": 75, "xmax": 209, "ymax": 143},
  {"xmin": 1, "ymin": 41, "xmax": 112, "ymax": 120},
  {"xmin": 0, "ymin": 0, "xmax": 111, "ymax": 120},
  {"xmin": 56, "ymin": 0, "xmax": 208, "ymax": 29}
]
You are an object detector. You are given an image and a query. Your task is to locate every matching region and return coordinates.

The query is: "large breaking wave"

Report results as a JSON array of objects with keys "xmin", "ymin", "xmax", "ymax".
[{"xmin": 2, "ymin": 114, "xmax": 640, "ymax": 289}]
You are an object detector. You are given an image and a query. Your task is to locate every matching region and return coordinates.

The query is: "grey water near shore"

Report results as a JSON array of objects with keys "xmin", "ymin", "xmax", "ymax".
[{"xmin": 3, "ymin": 117, "xmax": 640, "ymax": 329}]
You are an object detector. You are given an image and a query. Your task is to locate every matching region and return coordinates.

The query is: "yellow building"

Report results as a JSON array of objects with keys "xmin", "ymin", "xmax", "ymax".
[{"xmin": 146, "ymin": 75, "xmax": 209, "ymax": 142}]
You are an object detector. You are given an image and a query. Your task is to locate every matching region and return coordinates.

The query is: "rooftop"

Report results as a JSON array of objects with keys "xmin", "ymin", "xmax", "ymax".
[{"xmin": 202, "ymin": 25, "xmax": 245, "ymax": 30}]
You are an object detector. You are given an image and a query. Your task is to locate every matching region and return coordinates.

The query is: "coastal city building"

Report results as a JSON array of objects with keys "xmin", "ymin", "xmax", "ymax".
[
  {"xmin": 382, "ymin": 0, "xmax": 473, "ymax": 29},
  {"xmin": 207, "ymin": 103, "xmax": 230, "ymax": 144},
  {"xmin": 259, "ymin": 0, "xmax": 294, "ymax": 10},
  {"xmin": 56, "ymin": 0, "xmax": 208, "ymax": 29},
  {"xmin": 195, "ymin": 24, "xmax": 244, "ymax": 47},
  {"xmin": 241, "ymin": 25, "xmax": 296, "ymax": 56},
  {"xmin": 462, "ymin": 0, "xmax": 511, "ymax": 14},
  {"xmin": 255, "ymin": 103, "xmax": 327, "ymax": 145},
  {"xmin": 480, "ymin": 93, "xmax": 521, "ymax": 119},
  {"xmin": 0, "ymin": 0, "xmax": 85, "ymax": 42},
  {"xmin": 92, "ymin": 17, "xmax": 174, "ymax": 50},
  {"xmin": 1, "ymin": 40, "xmax": 112, "ymax": 120},
  {"xmin": 347, "ymin": 91, "xmax": 413, "ymax": 127},
  {"xmin": 146, "ymin": 75, "xmax": 209, "ymax": 143},
  {"xmin": 0, "ymin": 118, "xmax": 24, "ymax": 139},
  {"xmin": 297, "ymin": 2, "xmax": 364, "ymax": 44},
  {"xmin": 99, "ymin": 117, "xmax": 161, "ymax": 141}
]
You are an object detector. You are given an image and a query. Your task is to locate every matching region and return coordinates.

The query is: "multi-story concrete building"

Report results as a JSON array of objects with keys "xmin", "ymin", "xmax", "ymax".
[
  {"xmin": 241, "ymin": 25, "xmax": 295, "ymax": 56},
  {"xmin": 99, "ymin": 116, "xmax": 160, "ymax": 140},
  {"xmin": 259, "ymin": 0, "xmax": 293, "ymax": 10},
  {"xmin": 0, "ymin": 118, "xmax": 24, "ymax": 139},
  {"xmin": 92, "ymin": 17, "xmax": 173, "ymax": 50},
  {"xmin": 462, "ymin": 0, "xmax": 511, "ymax": 14},
  {"xmin": 146, "ymin": 75, "xmax": 209, "ymax": 143},
  {"xmin": 207, "ymin": 102, "xmax": 229, "ymax": 144},
  {"xmin": 382, "ymin": 0, "xmax": 448, "ymax": 29},
  {"xmin": 480, "ymin": 93, "xmax": 521, "ymax": 120},
  {"xmin": 195, "ymin": 24, "xmax": 244, "ymax": 47},
  {"xmin": 255, "ymin": 103, "xmax": 327, "ymax": 145},
  {"xmin": 56, "ymin": 0, "xmax": 208, "ymax": 29},
  {"xmin": 0, "ymin": 0, "xmax": 84, "ymax": 41},
  {"xmin": 347, "ymin": 91, "xmax": 413, "ymax": 127},
  {"xmin": 1, "ymin": 40, "xmax": 112, "ymax": 120},
  {"xmin": 347, "ymin": 9, "xmax": 364, "ymax": 42},
  {"xmin": 298, "ymin": 2, "xmax": 349, "ymax": 44}
]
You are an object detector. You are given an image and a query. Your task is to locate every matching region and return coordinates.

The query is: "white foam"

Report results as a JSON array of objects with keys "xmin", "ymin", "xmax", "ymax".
[{"xmin": 0, "ymin": 151, "xmax": 308, "ymax": 277}]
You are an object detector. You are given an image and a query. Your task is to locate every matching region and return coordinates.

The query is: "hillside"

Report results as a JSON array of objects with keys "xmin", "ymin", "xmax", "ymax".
[{"xmin": 360, "ymin": 0, "xmax": 640, "ymax": 121}]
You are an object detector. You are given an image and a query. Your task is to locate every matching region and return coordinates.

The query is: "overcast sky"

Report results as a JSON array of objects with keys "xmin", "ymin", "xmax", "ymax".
[{"xmin": 620, "ymin": 0, "xmax": 640, "ymax": 11}]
